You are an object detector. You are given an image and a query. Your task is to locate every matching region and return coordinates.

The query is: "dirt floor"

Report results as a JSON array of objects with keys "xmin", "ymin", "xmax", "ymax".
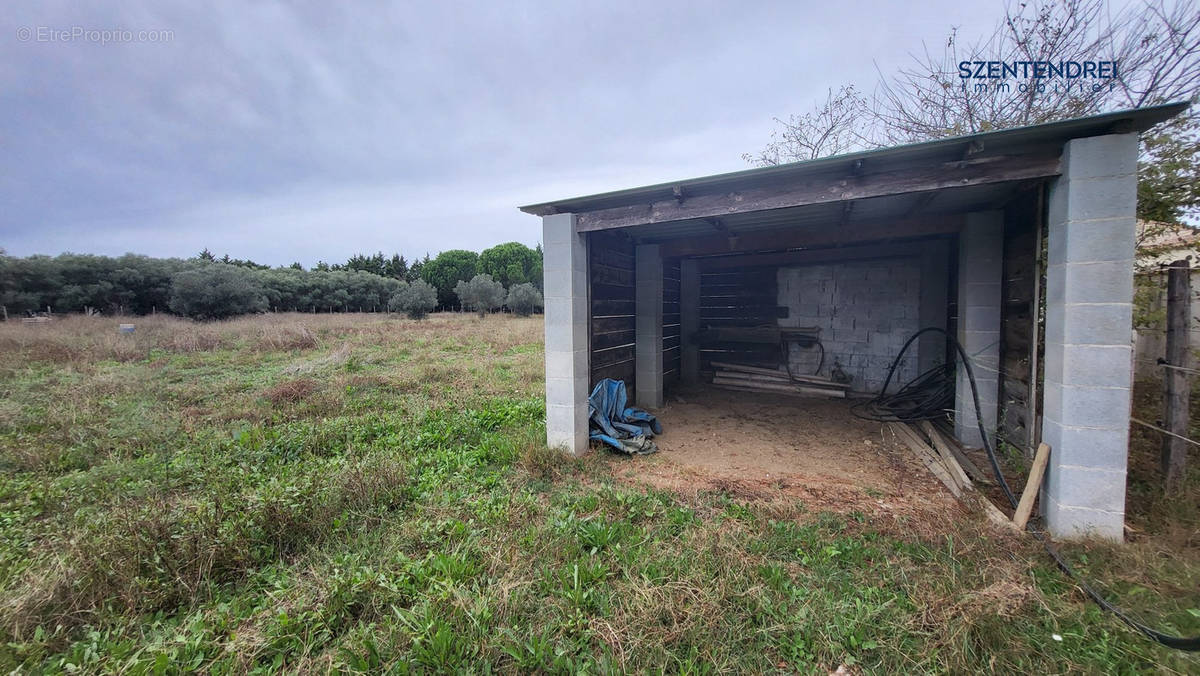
[{"xmin": 613, "ymin": 386, "xmax": 963, "ymax": 519}]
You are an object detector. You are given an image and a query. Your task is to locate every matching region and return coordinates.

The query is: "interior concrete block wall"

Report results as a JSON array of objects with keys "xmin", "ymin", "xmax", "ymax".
[{"xmin": 777, "ymin": 258, "xmax": 921, "ymax": 392}]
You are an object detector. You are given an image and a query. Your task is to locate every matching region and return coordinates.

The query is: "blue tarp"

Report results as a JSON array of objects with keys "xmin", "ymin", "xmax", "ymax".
[{"xmin": 587, "ymin": 378, "xmax": 661, "ymax": 454}]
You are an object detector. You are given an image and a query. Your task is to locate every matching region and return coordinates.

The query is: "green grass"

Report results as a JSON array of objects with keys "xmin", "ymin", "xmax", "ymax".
[{"xmin": 0, "ymin": 313, "xmax": 1196, "ymax": 673}]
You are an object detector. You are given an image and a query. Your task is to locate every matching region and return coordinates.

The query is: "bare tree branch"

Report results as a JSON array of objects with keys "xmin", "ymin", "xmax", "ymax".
[{"xmin": 749, "ymin": 0, "xmax": 1200, "ymax": 165}]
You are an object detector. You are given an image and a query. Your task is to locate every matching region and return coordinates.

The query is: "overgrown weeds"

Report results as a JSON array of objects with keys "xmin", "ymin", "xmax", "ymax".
[{"xmin": 3, "ymin": 453, "xmax": 410, "ymax": 640}]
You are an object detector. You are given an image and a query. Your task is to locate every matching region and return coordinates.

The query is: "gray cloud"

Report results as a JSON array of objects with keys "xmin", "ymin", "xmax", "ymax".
[{"xmin": 2, "ymin": 0, "xmax": 995, "ymax": 266}]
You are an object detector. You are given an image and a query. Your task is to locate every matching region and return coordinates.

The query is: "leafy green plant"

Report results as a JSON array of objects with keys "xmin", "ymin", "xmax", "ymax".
[{"xmin": 576, "ymin": 517, "xmax": 625, "ymax": 554}]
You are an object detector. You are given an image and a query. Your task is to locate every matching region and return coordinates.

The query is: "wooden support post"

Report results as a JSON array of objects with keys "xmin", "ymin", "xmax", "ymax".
[
  {"xmin": 1027, "ymin": 184, "xmax": 1044, "ymax": 454},
  {"xmin": 1162, "ymin": 258, "xmax": 1192, "ymax": 489},
  {"xmin": 1013, "ymin": 442, "xmax": 1051, "ymax": 530}
]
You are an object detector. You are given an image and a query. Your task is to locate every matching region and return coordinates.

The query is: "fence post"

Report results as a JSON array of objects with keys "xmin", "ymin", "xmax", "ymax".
[{"xmin": 1162, "ymin": 258, "xmax": 1192, "ymax": 488}]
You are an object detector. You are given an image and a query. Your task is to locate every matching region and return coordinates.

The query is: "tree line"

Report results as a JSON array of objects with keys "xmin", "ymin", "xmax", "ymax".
[{"xmin": 0, "ymin": 241, "xmax": 544, "ymax": 320}]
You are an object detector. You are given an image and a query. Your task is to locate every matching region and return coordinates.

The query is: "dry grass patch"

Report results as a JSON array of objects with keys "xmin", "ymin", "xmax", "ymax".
[
  {"xmin": 264, "ymin": 378, "xmax": 318, "ymax": 405},
  {"xmin": 522, "ymin": 442, "xmax": 573, "ymax": 481}
]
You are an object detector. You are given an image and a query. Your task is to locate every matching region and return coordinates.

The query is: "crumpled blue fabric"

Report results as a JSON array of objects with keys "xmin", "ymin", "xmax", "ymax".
[{"xmin": 587, "ymin": 378, "xmax": 661, "ymax": 454}]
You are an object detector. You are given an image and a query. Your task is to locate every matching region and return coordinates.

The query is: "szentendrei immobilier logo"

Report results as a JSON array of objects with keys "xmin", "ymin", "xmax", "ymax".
[{"xmin": 959, "ymin": 60, "xmax": 1119, "ymax": 95}]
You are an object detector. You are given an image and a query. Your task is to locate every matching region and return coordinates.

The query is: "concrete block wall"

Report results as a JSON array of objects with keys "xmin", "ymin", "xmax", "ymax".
[
  {"xmin": 1041, "ymin": 132, "xmax": 1139, "ymax": 541},
  {"xmin": 917, "ymin": 240, "xmax": 951, "ymax": 373},
  {"xmin": 778, "ymin": 258, "xmax": 921, "ymax": 392},
  {"xmin": 955, "ymin": 212, "xmax": 1004, "ymax": 448},
  {"xmin": 542, "ymin": 213, "xmax": 589, "ymax": 455}
]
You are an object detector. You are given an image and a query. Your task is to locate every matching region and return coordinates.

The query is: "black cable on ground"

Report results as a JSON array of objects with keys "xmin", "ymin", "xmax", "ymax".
[
  {"xmin": 852, "ymin": 326, "xmax": 1017, "ymax": 506},
  {"xmin": 1032, "ymin": 531, "xmax": 1200, "ymax": 650},
  {"xmin": 859, "ymin": 326, "xmax": 1200, "ymax": 651}
]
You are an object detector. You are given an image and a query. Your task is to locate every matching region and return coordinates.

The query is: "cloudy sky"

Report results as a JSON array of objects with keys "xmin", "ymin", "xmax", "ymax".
[{"xmin": 2, "ymin": 1, "xmax": 1013, "ymax": 267}]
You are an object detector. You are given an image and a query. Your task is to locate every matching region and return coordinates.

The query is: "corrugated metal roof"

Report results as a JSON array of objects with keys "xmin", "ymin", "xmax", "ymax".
[{"xmin": 519, "ymin": 102, "xmax": 1188, "ymax": 217}]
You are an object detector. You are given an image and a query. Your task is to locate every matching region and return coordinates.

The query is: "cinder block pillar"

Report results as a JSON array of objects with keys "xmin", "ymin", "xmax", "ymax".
[
  {"xmin": 635, "ymin": 244, "xmax": 664, "ymax": 408},
  {"xmin": 542, "ymin": 213, "xmax": 589, "ymax": 455},
  {"xmin": 680, "ymin": 259, "xmax": 700, "ymax": 384},
  {"xmin": 1042, "ymin": 132, "xmax": 1139, "ymax": 541},
  {"xmin": 918, "ymin": 239, "xmax": 950, "ymax": 373},
  {"xmin": 955, "ymin": 211, "xmax": 1003, "ymax": 448}
]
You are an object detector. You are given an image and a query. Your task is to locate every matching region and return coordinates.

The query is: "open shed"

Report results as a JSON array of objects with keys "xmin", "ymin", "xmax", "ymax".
[{"xmin": 521, "ymin": 102, "xmax": 1189, "ymax": 541}]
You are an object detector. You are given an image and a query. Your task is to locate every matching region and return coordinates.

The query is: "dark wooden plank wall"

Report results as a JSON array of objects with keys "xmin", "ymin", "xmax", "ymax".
[
  {"xmin": 589, "ymin": 231, "xmax": 637, "ymax": 390},
  {"xmin": 663, "ymin": 258, "xmax": 682, "ymax": 385},
  {"xmin": 697, "ymin": 267, "xmax": 781, "ymax": 369},
  {"xmin": 999, "ymin": 190, "xmax": 1041, "ymax": 455}
]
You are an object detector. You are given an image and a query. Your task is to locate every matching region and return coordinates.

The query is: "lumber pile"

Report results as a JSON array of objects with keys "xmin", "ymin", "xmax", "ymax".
[
  {"xmin": 694, "ymin": 326, "xmax": 820, "ymax": 345},
  {"xmin": 919, "ymin": 421, "xmax": 993, "ymax": 486},
  {"xmin": 889, "ymin": 423, "xmax": 1056, "ymax": 532},
  {"xmin": 709, "ymin": 360, "xmax": 848, "ymax": 398},
  {"xmin": 887, "ymin": 421, "xmax": 1017, "ymax": 530}
]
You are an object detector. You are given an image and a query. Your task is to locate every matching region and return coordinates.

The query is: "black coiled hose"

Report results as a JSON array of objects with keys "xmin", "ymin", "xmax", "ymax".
[{"xmin": 852, "ymin": 326, "xmax": 1017, "ymax": 506}]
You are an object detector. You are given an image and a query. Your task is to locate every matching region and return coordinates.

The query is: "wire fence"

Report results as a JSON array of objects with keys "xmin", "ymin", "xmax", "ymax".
[
  {"xmin": 948, "ymin": 342, "xmax": 1200, "ymax": 453},
  {"xmin": 1135, "ymin": 357, "xmax": 1200, "ymax": 376},
  {"xmin": 1130, "ymin": 417, "xmax": 1200, "ymax": 447}
]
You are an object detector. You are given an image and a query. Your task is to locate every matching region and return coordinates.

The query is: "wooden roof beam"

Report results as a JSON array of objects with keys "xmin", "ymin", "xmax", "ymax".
[
  {"xmin": 986, "ymin": 179, "xmax": 1045, "ymax": 210},
  {"xmin": 906, "ymin": 191, "xmax": 938, "ymax": 217},
  {"xmin": 660, "ymin": 213, "xmax": 964, "ymax": 258},
  {"xmin": 840, "ymin": 201, "xmax": 855, "ymax": 226},
  {"xmin": 698, "ymin": 239, "xmax": 937, "ymax": 271},
  {"xmin": 574, "ymin": 153, "xmax": 1060, "ymax": 233}
]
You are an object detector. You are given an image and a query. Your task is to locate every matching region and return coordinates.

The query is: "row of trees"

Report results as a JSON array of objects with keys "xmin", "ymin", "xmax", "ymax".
[
  {"xmin": 144, "ymin": 264, "xmax": 543, "ymax": 321},
  {"xmin": 384, "ymin": 275, "xmax": 543, "ymax": 320},
  {"xmin": 0, "ymin": 241, "xmax": 545, "ymax": 320},
  {"xmin": 195, "ymin": 242, "xmax": 545, "ymax": 307}
]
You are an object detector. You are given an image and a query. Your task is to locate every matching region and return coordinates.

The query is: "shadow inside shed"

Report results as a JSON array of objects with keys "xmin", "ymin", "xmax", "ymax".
[
  {"xmin": 589, "ymin": 205, "xmax": 998, "ymax": 485},
  {"xmin": 591, "ymin": 187, "xmax": 1033, "ymax": 398}
]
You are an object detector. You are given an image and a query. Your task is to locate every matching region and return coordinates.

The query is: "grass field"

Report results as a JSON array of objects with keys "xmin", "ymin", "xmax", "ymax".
[{"xmin": 0, "ymin": 313, "xmax": 1197, "ymax": 673}]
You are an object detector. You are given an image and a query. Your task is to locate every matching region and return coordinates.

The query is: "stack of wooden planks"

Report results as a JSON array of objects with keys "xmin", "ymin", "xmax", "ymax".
[
  {"xmin": 887, "ymin": 420, "xmax": 1016, "ymax": 530},
  {"xmin": 709, "ymin": 360, "xmax": 849, "ymax": 398}
]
